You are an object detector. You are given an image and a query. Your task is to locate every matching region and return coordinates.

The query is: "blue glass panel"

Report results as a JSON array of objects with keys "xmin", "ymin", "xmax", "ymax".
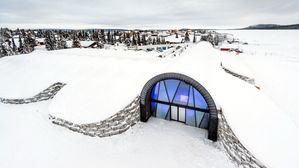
[
  {"xmin": 158, "ymin": 81, "xmax": 169, "ymax": 102},
  {"xmin": 195, "ymin": 111, "xmax": 205, "ymax": 127},
  {"xmin": 186, "ymin": 109, "xmax": 196, "ymax": 126},
  {"xmin": 188, "ymin": 87, "xmax": 194, "ymax": 107},
  {"xmin": 173, "ymin": 82, "xmax": 190, "ymax": 105},
  {"xmin": 194, "ymin": 88, "xmax": 208, "ymax": 109},
  {"xmin": 164, "ymin": 79, "xmax": 180, "ymax": 102},
  {"xmin": 151, "ymin": 82, "xmax": 159, "ymax": 100},
  {"xmin": 199, "ymin": 113, "xmax": 209, "ymax": 129},
  {"xmin": 156, "ymin": 103, "xmax": 170, "ymax": 119},
  {"xmin": 150, "ymin": 101, "xmax": 157, "ymax": 116}
]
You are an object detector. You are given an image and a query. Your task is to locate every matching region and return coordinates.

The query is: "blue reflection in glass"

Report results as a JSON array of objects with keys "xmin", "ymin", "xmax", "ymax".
[
  {"xmin": 158, "ymin": 81, "xmax": 169, "ymax": 102},
  {"xmin": 194, "ymin": 88, "xmax": 208, "ymax": 109},
  {"xmin": 164, "ymin": 79, "xmax": 180, "ymax": 102},
  {"xmin": 156, "ymin": 103, "xmax": 170, "ymax": 119},
  {"xmin": 196, "ymin": 111, "xmax": 205, "ymax": 127},
  {"xmin": 151, "ymin": 82, "xmax": 159, "ymax": 100},
  {"xmin": 150, "ymin": 79, "xmax": 210, "ymax": 129},
  {"xmin": 173, "ymin": 82, "xmax": 190, "ymax": 105},
  {"xmin": 186, "ymin": 109, "xmax": 196, "ymax": 126},
  {"xmin": 188, "ymin": 87, "xmax": 194, "ymax": 107},
  {"xmin": 199, "ymin": 113, "xmax": 209, "ymax": 129},
  {"xmin": 151, "ymin": 101, "xmax": 157, "ymax": 116}
]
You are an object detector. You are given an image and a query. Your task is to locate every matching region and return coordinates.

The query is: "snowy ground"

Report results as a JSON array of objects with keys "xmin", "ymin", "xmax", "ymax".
[
  {"xmin": 1, "ymin": 30, "xmax": 299, "ymax": 168},
  {"xmin": 219, "ymin": 30, "xmax": 299, "ymax": 129},
  {"xmin": 0, "ymin": 102, "xmax": 235, "ymax": 168}
]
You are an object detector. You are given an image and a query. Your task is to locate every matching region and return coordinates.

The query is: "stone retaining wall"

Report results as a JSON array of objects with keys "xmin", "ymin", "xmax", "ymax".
[
  {"xmin": 49, "ymin": 96, "xmax": 140, "ymax": 137},
  {"xmin": 218, "ymin": 109, "xmax": 266, "ymax": 168},
  {"xmin": 0, "ymin": 82, "xmax": 66, "ymax": 104}
]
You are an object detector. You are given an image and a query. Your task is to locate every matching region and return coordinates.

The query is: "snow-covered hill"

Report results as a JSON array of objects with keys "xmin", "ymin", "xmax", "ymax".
[{"xmin": 1, "ymin": 31, "xmax": 299, "ymax": 168}]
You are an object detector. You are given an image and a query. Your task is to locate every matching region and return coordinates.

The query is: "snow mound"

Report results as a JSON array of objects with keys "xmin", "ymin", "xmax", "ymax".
[
  {"xmin": 0, "ymin": 101, "xmax": 236, "ymax": 168},
  {"xmin": 49, "ymin": 78, "xmax": 138, "ymax": 124}
]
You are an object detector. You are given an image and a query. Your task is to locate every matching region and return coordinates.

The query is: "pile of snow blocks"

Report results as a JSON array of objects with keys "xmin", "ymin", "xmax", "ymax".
[
  {"xmin": 49, "ymin": 96, "xmax": 140, "ymax": 137},
  {"xmin": 0, "ymin": 82, "xmax": 66, "ymax": 104},
  {"xmin": 218, "ymin": 110, "xmax": 266, "ymax": 168}
]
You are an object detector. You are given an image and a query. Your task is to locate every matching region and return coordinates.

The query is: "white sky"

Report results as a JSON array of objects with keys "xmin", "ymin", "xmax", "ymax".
[{"xmin": 0, "ymin": 0, "xmax": 299, "ymax": 29}]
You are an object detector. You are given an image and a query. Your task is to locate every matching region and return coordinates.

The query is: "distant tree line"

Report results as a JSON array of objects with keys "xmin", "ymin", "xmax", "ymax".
[
  {"xmin": 0, "ymin": 28, "xmax": 222, "ymax": 58},
  {"xmin": 0, "ymin": 28, "xmax": 36, "ymax": 58}
]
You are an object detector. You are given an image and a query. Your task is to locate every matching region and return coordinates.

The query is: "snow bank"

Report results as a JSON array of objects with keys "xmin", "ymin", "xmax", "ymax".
[
  {"xmin": 0, "ymin": 102, "xmax": 236, "ymax": 168},
  {"xmin": 175, "ymin": 41, "xmax": 299, "ymax": 168},
  {"xmin": 0, "ymin": 47, "xmax": 173, "ymax": 123},
  {"xmin": 49, "ymin": 50, "xmax": 172, "ymax": 123},
  {"xmin": 0, "ymin": 48, "xmax": 159, "ymax": 98}
]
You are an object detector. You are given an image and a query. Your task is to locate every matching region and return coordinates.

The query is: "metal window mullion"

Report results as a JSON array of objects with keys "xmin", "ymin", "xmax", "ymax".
[
  {"xmin": 193, "ymin": 87, "xmax": 197, "ymax": 127},
  {"xmin": 165, "ymin": 107, "xmax": 170, "ymax": 120},
  {"xmin": 198, "ymin": 112, "xmax": 205, "ymax": 128},
  {"xmin": 150, "ymin": 99, "xmax": 209, "ymax": 112},
  {"xmin": 154, "ymin": 82, "xmax": 161, "ymax": 117},
  {"xmin": 163, "ymin": 81, "xmax": 171, "ymax": 103},
  {"xmin": 177, "ymin": 106, "xmax": 179, "ymax": 121},
  {"xmin": 185, "ymin": 85, "xmax": 191, "ymax": 124},
  {"xmin": 171, "ymin": 81, "xmax": 181, "ymax": 103}
]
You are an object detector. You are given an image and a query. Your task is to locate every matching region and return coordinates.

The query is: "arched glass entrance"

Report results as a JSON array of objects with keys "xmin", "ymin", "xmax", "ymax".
[{"xmin": 150, "ymin": 79, "xmax": 210, "ymax": 128}]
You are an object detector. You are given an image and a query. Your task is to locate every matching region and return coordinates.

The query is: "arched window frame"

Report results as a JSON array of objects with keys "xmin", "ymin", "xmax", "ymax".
[{"xmin": 140, "ymin": 73, "xmax": 218, "ymax": 141}]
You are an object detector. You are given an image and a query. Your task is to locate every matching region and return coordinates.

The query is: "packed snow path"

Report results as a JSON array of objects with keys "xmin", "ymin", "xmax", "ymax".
[{"xmin": 0, "ymin": 102, "xmax": 236, "ymax": 168}]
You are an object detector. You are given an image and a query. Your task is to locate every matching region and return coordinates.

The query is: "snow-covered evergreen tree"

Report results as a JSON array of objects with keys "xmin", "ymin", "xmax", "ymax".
[
  {"xmin": 214, "ymin": 35, "xmax": 219, "ymax": 46},
  {"xmin": 1, "ymin": 41, "xmax": 13, "ymax": 56},
  {"xmin": 45, "ymin": 31, "xmax": 56, "ymax": 51},
  {"xmin": 23, "ymin": 31, "xmax": 35, "ymax": 54},
  {"xmin": 11, "ymin": 37, "xmax": 17, "ymax": 53},
  {"xmin": 184, "ymin": 32, "xmax": 190, "ymax": 42},
  {"xmin": 72, "ymin": 34, "xmax": 81, "ymax": 48},
  {"xmin": 18, "ymin": 35, "xmax": 24, "ymax": 53},
  {"xmin": 141, "ymin": 34, "xmax": 146, "ymax": 45},
  {"xmin": 56, "ymin": 35, "xmax": 67, "ymax": 49},
  {"xmin": 0, "ymin": 43, "xmax": 6, "ymax": 58},
  {"xmin": 93, "ymin": 30, "xmax": 99, "ymax": 41},
  {"xmin": 100, "ymin": 29, "xmax": 106, "ymax": 43},
  {"xmin": 137, "ymin": 34, "xmax": 141, "ymax": 46},
  {"xmin": 107, "ymin": 31, "xmax": 111, "ymax": 44}
]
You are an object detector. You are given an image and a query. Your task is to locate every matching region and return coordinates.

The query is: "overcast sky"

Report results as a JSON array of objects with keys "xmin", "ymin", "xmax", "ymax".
[{"xmin": 0, "ymin": 0, "xmax": 299, "ymax": 29}]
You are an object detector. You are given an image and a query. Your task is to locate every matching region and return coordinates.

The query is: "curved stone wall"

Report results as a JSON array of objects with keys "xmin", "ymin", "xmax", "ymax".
[
  {"xmin": 0, "ymin": 82, "xmax": 66, "ymax": 104},
  {"xmin": 49, "ymin": 96, "xmax": 140, "ymax": 137},
  {"xmin": 218, "ymin": 109, "xmax": 266, "ymax": 168}
]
